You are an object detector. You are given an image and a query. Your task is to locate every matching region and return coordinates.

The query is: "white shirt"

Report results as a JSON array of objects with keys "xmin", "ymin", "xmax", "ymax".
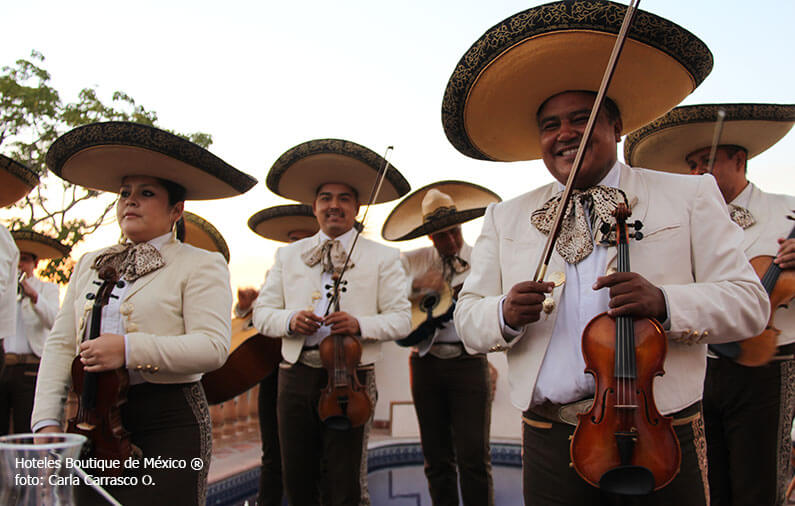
[
  {"xmin": 4, "ymin": 276, "xmax": 59, "ymax": 356},
  {"xmin": 400, "ymin": 243, "xmax": 473, "ymax": 351},
  {"xmin": 290, "ymin": 228, "xmax": 360, "ymax": 347},
  {"xmin": 0, "ymin": 225, "xmax": 19, "ymax": 340},
  {"xmin": 500, "ymin": 162, "xmax": 619, "ymax": 406}
]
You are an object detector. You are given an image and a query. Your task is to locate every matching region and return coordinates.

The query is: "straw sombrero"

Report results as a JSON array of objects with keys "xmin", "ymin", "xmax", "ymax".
[
  {"xmin": 382, "ymin": 181, "xmax": 501, "ymax": 241},
  {"xmin": 441, "ymin": 0, "xmax": 713, "ymax": 162},
  {"xmin": 248, "ymin": 204, "xmax": 320, "ymax": 243},
  {"xmin": 46, "ymin": 122, "xmax": 257, "ymax": 199},
  {"xmin": 0, "ymin": 155, "xmax": 39, "ymax": 207},
  {"xmin": 266, "ymin": 139, "xmax": 410, "ymax": 205},
  {"xmin": 11, "ymin": 230, "xmax": 70, "ymax": 260},
  {"xmin": 176, "ymin": 211, "xmax": 230, "ymax": 262},
  {"xmin": 624, "ymin": 103, "xmax": 795, "ymax": 174}
]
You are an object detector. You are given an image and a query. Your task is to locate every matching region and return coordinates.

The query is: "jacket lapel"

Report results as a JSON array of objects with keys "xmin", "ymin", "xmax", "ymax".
[{"xmin": 742, "ymin": 183, "xmax": 766, "ymax": 252}]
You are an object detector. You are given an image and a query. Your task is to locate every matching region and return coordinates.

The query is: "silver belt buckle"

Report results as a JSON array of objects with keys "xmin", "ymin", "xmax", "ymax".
[
  {"xmin": 428, "ymin": 343, "xmax": 463, "ymax": 360},
  {"xmin": 558, "ymin": 398, "xmax": 593, "ymax": 426},
  {"xmin": 298, "ymin": 349, "xmax": 323, "ymax": 368}
]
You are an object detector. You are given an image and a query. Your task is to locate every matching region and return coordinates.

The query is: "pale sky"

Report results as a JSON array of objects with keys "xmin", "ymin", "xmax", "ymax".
[{"xmin": 3, "ymin": 0, "xmax": 794, "ymax": 291}]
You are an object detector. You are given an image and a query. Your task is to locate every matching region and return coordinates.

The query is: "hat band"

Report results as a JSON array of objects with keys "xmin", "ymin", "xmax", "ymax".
[{"xmin": 423, "ymin": 205, "xmax": 457, "ymax": 223}]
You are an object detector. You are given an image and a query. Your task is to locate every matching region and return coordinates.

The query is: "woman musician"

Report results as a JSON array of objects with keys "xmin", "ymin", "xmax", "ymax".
[{"xmin": 31, "ymin": 121, "xmax": 256, "ymax": 504}]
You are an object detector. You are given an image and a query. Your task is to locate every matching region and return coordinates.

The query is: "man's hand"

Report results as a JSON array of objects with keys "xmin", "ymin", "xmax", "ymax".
[
  {"xmin": 79, "ymin": 333, "xmax": 126, "ymax": 372},
  {"xmin": 324, "ymin": 312, "xmax": 361, "ymax": 336},
  {"xmin": 412, "ymin": 270, "xmax": 445, "ymax": 293},
  {"xmin": 290, "ymin": 310, "xmax": 323, "ymax": 334},
  {"xmin": 593, "ymin": 272, "xmax": 667, "ymax": 321},
  {"xmin": 20, "ymin": 278, "xmax": 38, "ymax": 304},
  {"xmin": 502, "ymin": 281, "xmax": 554, "ymax": 329},
  {"xmin": 237, "ymin": 287, "xmax": 258, "ymax": 313},
  {"xmin": 775, "ymin": 237, "xmax": 795, "ymax": 270}
]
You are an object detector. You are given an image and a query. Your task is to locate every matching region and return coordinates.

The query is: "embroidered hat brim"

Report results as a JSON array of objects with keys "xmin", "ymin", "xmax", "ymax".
[
  {"xmin": 11, "ymin": 230, "xmax": 70, "ymax": 260},
  {"xmin": 266, "ymin": 139, "xmax": 410, "ymax": 205},
  {"xmin": 248, "ymin": 204, "xmax": 320, "ymax": 243},
  {"xmin": 179, "ymin": 211, "xmax": 230, "ymax": 262},
  {"xmin": 381, "ymin": 181, "xmax": 501, "ymax": 241},
  {"xmin": 46, "ymin": 122, "xmax": 257, "ymax": 200},
  {"xmin": 441, "ymin": 0, "xmax": 713, "ymax": 162},
  {"xmin": 0, "ymin": 155, "xmax": 39, "ymax": 208},
  {"xmin": 624, "ymin": 103, "xmax": 795, "ymax": 174}
]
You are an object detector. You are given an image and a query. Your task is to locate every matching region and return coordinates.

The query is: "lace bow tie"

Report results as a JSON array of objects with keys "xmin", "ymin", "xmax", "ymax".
[
  {"xmin": 729, "ymin": 204, "xmax": 755, "ymax": 230},
  {"xmin": 531, "ymin": 186, "xmax": 628, "ymax": 264},
  {"xmin": 301, "ymin": 239, "xmax": 354, "ymax": 274},
  {"xmin": 92, "ymin": 242, "xmax": 165, "ymax": 281},
  {"xmin": 442, "ymin": 255, "xmax": 469, "ymax": 282}
]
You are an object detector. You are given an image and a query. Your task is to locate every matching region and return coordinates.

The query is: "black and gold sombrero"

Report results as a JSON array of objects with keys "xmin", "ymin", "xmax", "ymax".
[
  {"xmin": 266, "ymin": 139, "xmax": 410, "ymax": 205},
  {"xmin": 248, "ymin": 204, "xmax": 320, "ymax": 243},
  {"xmin": 176, "ymin": 211, "xmax": 230, "ymax": 262},
  {"xmin": 46, "ymin": 122, "xmax": 257, "ymax": 199},
  {"xmin": 11, "ymin": 230, "xmax": 70, "ymax": 260},
  {"xmin": 382, "ymin": 181, "xmax": 501, "ymax": 241},
  {"xmin": 0, "ymin": 155, "xmax": 39, "ymax": 207},
  {"xmin": 624, "ymin": 103, "xmax": 795, "ymax": 174},
  {"xmin": 442, "ymin": 0, "xmax": 713, "ymax": 162}
]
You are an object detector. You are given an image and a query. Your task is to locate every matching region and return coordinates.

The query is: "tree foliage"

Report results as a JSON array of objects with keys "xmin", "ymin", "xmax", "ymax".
[{"xmin": 0, "ymin": 51, "xmax": 211, "ymax": 283}]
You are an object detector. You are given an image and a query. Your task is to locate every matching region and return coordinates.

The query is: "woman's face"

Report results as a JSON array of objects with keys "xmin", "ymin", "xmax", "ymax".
[{"xmin": 116, "ymin": 176, "xmax": 183, "ymax": 244}]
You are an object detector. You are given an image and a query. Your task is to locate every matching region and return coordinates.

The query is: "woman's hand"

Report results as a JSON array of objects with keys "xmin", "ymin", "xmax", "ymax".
[{"xmin": 79, "ymin": 333, "xmax": 126, "ymax": 372}]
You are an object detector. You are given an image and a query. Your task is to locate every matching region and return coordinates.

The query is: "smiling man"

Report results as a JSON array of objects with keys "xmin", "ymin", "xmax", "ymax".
[
  {"xmin": 442, "ymin": 2, "xmax": 768, "ymax": 504},
  {"xmin": 252, "ymin": 139, "xmax": 411, "ymax": 506}
]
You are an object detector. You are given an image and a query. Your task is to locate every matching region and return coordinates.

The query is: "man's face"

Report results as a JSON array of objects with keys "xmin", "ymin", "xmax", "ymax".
[
  {"xmin": 538, "ymin": 92, "xmax": 621, "ymax": 189},
  {"xmin": 430, "ymin": 226, "xmax": 463, "ymax": 258},
  {"xmin": 312, "ymin": 183, "xmax": 360, "ymax": 238},
  {"xmin": 18, "ymin": 252, "xmax": 37, "ymax": 276},
  {"xmin": 685, "ymin": 146, "xmax": 746, "ymax": 202}
]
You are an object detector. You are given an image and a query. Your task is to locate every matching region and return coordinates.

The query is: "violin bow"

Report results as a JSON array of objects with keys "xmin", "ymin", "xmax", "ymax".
[
  {"xmin": 323, "ymin": 146, "xmax": 395, "ymax": 316},
  {"xmin": 704, "ymin": 108, "xmax": 728, "ymax": 174},
  {"xmin": 533, "ymin": 0, "xmax": 640, "ymax": 282}
]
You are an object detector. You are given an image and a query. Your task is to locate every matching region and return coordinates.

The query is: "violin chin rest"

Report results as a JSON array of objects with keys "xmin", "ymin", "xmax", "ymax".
[
  {"xmin": 599, "ymin": 465, "xmax": 654, "ymax": 496},
  {"xmin": 323, "ymin": 415, "xmax": 353, "ymax": 431}
]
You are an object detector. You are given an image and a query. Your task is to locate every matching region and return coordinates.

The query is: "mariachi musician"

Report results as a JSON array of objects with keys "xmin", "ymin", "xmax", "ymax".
[
  {"xmin": 0, "ymin": 230, "xmax": 67, "ymax": 435},
  {"xmin": 252, "ymin": 139, "xmax": 411, "ymax": 505},
  {"xmin": 624, "ymin": 102, "xmax": 795, "ymax": 505},
  {"xmin": 442, "ymin": 2, "xmax": 769, "ymax": 504},
  {"xmin": 0, "ymin": 155, "xmax": 39, "ymax": 372},
  {"xmin": 242, "ymin": 204, "xmax": 318, "ymax": 506},
  {"xmin": 381, "ymin": 181, "xmax": 500, "ymax": 505},
  {"xmin": 31, "ymin": 121, "xmax": 256, "ymax": 505}
]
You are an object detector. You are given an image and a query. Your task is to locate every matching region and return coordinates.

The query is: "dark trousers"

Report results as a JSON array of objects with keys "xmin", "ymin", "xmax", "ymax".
[
  {"xmin": 277, "ymin": 362, "xmax": 373, "ymax": 506},
  {"xmin": 522, "ymin": 402, "xmax": 708, "ymax": 505},
  {"xmin": 76, "ymin": 382, "xmax": 212, "ymax": 506},
  {"xmin": 0, "ymin": 362, "xmax": 37, "ymax": 435},
  {"xmin": 259, "ymin": 369, "xmax": 284, "ymax": 506},
  {"xmin": 703, "ymin": 351, "xmax": 795, "ymax": 506},
  {"xmin": 410, "ymin": 352, "xmax": 494, "ymax": 506}
]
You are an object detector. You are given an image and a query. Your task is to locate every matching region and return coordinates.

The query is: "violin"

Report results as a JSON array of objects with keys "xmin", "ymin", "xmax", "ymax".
[
  {"xmin": 570, "ymin": 203, "xmax": 680, "ymax": 495},
  {"xmin": 710, "ymin": 217, "xmax": 795, "ymax": 366},
  {"xmin": 67, "ymin": 265, "xmax": 140, "ymax": 475},
  {"xmin": 317, "ymin": 279, "xmax": 373, "ymax": 430}
]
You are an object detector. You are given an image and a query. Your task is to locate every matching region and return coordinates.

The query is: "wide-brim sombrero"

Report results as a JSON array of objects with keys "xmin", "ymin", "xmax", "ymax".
[
  {"xmin": 177, "ymin": 211, "xmax": 230, "ymax": 262},
  {"xmin": 0, "ymin": 155, "xmax": 39, "ymax": 207},
  {"xmin": 441, "ymin": 0, "xmax": 713, "ymax": 162},
  {"xmin": 382, "ymin": 181, "xmax": 501, "ymax": 241},
  {"xmin": 248, "ymin": 204, "xmax": 320, "ymax": 243},
  {"xmin": 624, "ymin": 103, "xmax": 795, "ymax": 174},
  {"xmin": 248, "ymin": 204, "xmax": 364, "ymax": 243},
  {"xmin": 11, "ymin": 230, "xmax": 70, "ymax": 260},
  {"xmin": 46, "ymin": 122, "xmax": 257, "ymax": 200},
  {"xmin": 266, "ymin": 139, "xmax": 410, "ymax": 205}
]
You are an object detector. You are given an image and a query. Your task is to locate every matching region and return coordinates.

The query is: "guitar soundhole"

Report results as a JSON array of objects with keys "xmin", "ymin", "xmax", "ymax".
[{"xmin": 420, "ymin": 292, "xmax": 440, "ymax": 314}]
